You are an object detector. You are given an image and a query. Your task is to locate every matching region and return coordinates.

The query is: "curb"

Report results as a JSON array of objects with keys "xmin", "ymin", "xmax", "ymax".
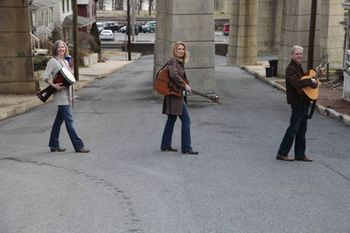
[
  {"xmin": 0, "ymin": 97, "xmax": 42, "ymax": 121},
  {"xmin": 242, "ymin": 66, "xmax": 350, "ymax": 127}
]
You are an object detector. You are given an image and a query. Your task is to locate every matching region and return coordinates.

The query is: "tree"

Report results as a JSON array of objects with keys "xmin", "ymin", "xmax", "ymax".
[
  {"xmin": 90, "ymin": 22, "xmax": 101, "ymax": 60},
  {"xmin": 98, "ymin": 0, "xmax": 104, "ymax": 10},
  {"xmin": 148, "ymin": 0, "xmax": 154, "ymax": 15},
  {"xmin": 138, "ymin": 0, "xmax": 143, "ymax": 14},
  {"xmin": 50, "ymin": 27, "xmax": 62, "ymax": 42},
  {"xmin": 115, "ymin": 0, "xmax": 124, "ymax": 10}
]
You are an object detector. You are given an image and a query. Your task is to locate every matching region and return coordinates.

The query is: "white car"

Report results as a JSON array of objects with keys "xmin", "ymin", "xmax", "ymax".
[
  {"xmin": 99, "ymin": 29, "xmax": 114, "ymax": 40},
  {"xmin": 96, "ymin": 22, "xmax": 104, "ymax": 32}
]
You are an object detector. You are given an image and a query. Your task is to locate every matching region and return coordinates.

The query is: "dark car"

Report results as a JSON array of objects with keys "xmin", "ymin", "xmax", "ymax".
[
  {"xmin": 223, "ymin": 23, "xmax": 230, "ymax": 36},
  {"xmin": 119, "ymin": 25, "xmax": 139, "ymax": 35},
  {"xmin": 104, "ymin": 22, "xmax": 120, "ymax": 32},
  {"xmin": 142, "ymin": 21, "xmax": 156, "ymax": 33}
]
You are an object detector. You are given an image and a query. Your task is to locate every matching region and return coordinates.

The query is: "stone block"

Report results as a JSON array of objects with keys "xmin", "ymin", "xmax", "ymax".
[
  {"xmin": 0, "ymin": 80, "xmax": 37, "ymax": 94},
  {"xmin": 170, "ymin": 0, "xmax": 214, "ymax": 14},
  {"xmin": 0, "ymin": 33, "xmax": 31, "ymax": 57},
  {"xmin": 185, "ymin": 42, "xmax": 215, "ymax": 68},
  {"xmin": 279, "ymin": 30, "xmax": 310, "ymax": 47},
  {"xmin": 0, "ymin": 0, "xmax": 26, "ymax": 7},
  {"xmin": 0, "ymin": 8, "xmax": 29, "ymax": 32},
  {"xmin": 0, "ymin": 58, "xmax": 33, "ymax": 82},
  {"xmin": 185, "ymin": 68, "xmax": 216, "ymax": 93},
  {"xmin": 170, "ymin": 15, "xmax": 214, "ymax": 41}
]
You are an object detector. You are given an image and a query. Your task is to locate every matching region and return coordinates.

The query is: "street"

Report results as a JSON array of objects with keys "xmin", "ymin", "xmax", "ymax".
[
  {"xmin": 0, "ymin": 55, "xmax": 350, "ymax": 233},
  {"xmin": 100, "ymin": 31, "xmax": 229, "ymax": 44}
]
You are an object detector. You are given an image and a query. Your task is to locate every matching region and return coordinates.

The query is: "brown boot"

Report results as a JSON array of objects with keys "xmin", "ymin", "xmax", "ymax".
[{"xmin": 276, "ymin": 154, "xmax": 293, "ymax": 161}]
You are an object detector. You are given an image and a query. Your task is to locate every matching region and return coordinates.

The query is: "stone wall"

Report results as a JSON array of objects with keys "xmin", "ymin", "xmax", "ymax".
[
  {"xmin": 257, "ymin": 0, "xmax": 283, "ymax": 56},
  {"xmin": 0, "ymin": 0, "xmax": 37, "ymax": 94}
]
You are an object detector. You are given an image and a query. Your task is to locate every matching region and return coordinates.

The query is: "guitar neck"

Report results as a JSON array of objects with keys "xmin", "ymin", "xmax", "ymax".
[
  {"xmin": 192, "ymin": 90, "xmax": 209, "ymax": 99},
  {"xmin": 190, "ymin": 89, "xmax": 219, "ymax": 103}
]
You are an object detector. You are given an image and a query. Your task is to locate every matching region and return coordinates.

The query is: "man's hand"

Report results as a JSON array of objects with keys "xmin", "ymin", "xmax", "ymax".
[{"xmin": 311, "ymin": 78, "xmax": 318, "ymax": 89}]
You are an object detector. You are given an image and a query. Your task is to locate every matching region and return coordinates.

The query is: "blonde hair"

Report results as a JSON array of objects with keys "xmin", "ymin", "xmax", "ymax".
[
  {"xmin": 171, "ymin": 41, "xmax": 189, "ymax": 63},
  {"xmin": 52, "ymin": 40, "xmax": 69, "ymax": 57}
]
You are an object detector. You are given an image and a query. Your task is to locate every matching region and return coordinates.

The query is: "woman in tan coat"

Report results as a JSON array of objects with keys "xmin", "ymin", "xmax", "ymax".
[{"xmin": 160, "ymin": 41, "xmax": 198, "ymax": 154}]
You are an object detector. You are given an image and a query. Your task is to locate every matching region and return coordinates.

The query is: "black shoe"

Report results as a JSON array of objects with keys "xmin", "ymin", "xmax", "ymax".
[
  {"xmin": 50, "ymin": 147, "xmax": 66, "ymax": 152},
  {"xmin": 76, "ymin": 148, "xmax": 90, "ymax": 153},
  {"xmin": 161, "ymin": 147, "xmax": 178, "ymax": 152},
  {"xmin": 182, "ymin": 149, "xmax": 199, "ymax": 155}
]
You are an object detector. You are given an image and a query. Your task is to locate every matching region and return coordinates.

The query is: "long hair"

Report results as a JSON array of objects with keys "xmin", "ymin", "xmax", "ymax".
[
  {"xmin": 171, "ymin": 41, "xmax": 189, "ymax": 64},
  {"xmin": 52, "ymin": 40, "xmax": 69, "ymax": 57}
]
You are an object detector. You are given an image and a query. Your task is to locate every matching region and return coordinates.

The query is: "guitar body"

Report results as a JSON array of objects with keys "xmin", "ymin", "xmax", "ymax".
[
  {"xmin": 300, "ymin": 69, "xmax": 321, "ymax": 100},
  {"xmin": 154, "ymin": 66, "xmax": 181, "ymax": 97}
]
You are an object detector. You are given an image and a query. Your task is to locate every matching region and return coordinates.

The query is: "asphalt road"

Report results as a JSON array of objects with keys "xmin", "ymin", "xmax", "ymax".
[
  {"xmin": 0, "ymin": 55, "xmax": 349, "ymax": 233},
  {"xmin": 100, "ymin": 32, "xmax": 228, "ymax": 44}
]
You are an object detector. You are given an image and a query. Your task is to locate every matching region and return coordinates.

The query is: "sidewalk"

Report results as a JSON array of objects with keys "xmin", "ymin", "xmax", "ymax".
[
  {"xmin": 0, "ymin": 52, "xmax": 140, "ymax": 121},
  {"xmin": 243, "ymin": 61, "xmax": 350, "ymax": 126}
]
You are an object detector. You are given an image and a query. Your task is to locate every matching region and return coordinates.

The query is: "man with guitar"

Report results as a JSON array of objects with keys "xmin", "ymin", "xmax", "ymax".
[{"xmin": 276, "ymin": 45, "xmax": 318, "ymax": 162}]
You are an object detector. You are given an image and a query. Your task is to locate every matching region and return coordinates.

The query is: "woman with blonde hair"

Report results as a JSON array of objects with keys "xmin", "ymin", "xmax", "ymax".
[
  {"xmin": 160, "ymin": 41, "xmax": 198, "ymax": 154},
  {"xmin": 43, "ymin": 40, "xmax": 89, "ymax": 153}
]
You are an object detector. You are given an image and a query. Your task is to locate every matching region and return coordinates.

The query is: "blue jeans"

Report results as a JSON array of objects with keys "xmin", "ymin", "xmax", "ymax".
[
  {"xmin": 161, "ymin": 102, "xmax": 192, "ymax": 152},
  {"xmin": 49, "ymin": 105, "xmax": 84, "ymax": 151},
  {"xmin": 278, "ymin": 104, "xmax": 308, "ymax": 157}
]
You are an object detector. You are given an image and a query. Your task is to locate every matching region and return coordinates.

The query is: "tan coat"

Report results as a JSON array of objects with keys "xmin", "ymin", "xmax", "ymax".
[{"xmin": 162, "ymin": 58, "xmax": 189, "ymax": 115}]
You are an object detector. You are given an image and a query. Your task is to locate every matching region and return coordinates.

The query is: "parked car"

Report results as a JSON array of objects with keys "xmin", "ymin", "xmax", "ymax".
[
  {"xmin": 99, "ymin": 29, "xmax": 114, "ymax": 40},
  {"xmin": 119, "ymin": 25, "xmax": 139, "ymax": 35},
  {"xmin": 103, "ymin": 22, "xmax": 120, "ymax": 32},
  {"xmin": 223, "ymin": 23, "xmax": 230, "ymax": 36},
  {"xmin": 142, "ymin": 21, "xmax": 156, "ymax": 33},
  {"xmin": 96, "ymin": 22, "xmax": 104, "ymax": 32}
]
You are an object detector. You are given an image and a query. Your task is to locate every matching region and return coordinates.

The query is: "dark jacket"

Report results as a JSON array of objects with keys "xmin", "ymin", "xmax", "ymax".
[
  {"xmin": 162, "ymin": 58, "xmax": 188, "ymax": 115},
  {"xmin": 285, "ymin": 60, "xmax": 315, "ymax": 105}
]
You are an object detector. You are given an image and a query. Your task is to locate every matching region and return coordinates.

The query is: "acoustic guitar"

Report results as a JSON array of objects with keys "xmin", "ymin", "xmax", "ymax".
[
  {"xmin": 155, "ymin": 64, "xmax": 219, "ymax": 103},
  {"xmin": 300, "ymin": 69, "xmax": 321, "ymax": 100},
  {"xmin": 299, "ymin": 54, "xmax": 328, "ymax": 101}
]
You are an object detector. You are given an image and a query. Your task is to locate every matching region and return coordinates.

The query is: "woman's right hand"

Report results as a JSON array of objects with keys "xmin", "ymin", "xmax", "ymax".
[
  {"xmin": 54, "ymin": 83, "xmax": 66, "ymax": 91},
  {"xmin": 48, "ymin": 80, "xmax": 65, "ymax": 91},
  {"xmin": 185, "ymin": 84, "xmax": 192, "ymax": 93}
]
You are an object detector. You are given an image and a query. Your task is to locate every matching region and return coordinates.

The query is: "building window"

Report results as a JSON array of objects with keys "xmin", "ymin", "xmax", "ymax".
[
  {"xmin": 66, "ymin": 0, "xmax": 70, "ymax": 12},
  {"xmin": 62, "ymin": 0, "xmax": 65, "ymax": 13}
]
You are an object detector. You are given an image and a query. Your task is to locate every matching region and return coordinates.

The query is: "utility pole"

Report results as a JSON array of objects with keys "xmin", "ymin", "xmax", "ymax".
[
  {"xmin": 131, "ymin": 0, "xmax": 136, "ymax": 41},
  {"xmin": 127, "ymin": 0, "xmax": 132, "ymax": 60},
  {"xmin": 308, "ymin": 0, "xmax": 317, "ymax": 70},
  {"xmin": 72, "ymin": 0, "xmax": 79, "ymax": 80}
]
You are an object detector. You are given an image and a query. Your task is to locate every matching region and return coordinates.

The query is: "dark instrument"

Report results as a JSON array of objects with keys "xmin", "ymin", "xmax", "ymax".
[
  {"xmin": 191, "ymin": 90, "xmax": 219, "ymax": 103},
  {"xmin": 37, "ymin": 67, "xmax": 75, "ymax": 102}
]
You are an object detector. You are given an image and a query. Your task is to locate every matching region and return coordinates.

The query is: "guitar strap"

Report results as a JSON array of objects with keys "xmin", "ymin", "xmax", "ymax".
[{"xmin": 307, "ymin": 100, "xmax": 317, "ymax": 119}]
